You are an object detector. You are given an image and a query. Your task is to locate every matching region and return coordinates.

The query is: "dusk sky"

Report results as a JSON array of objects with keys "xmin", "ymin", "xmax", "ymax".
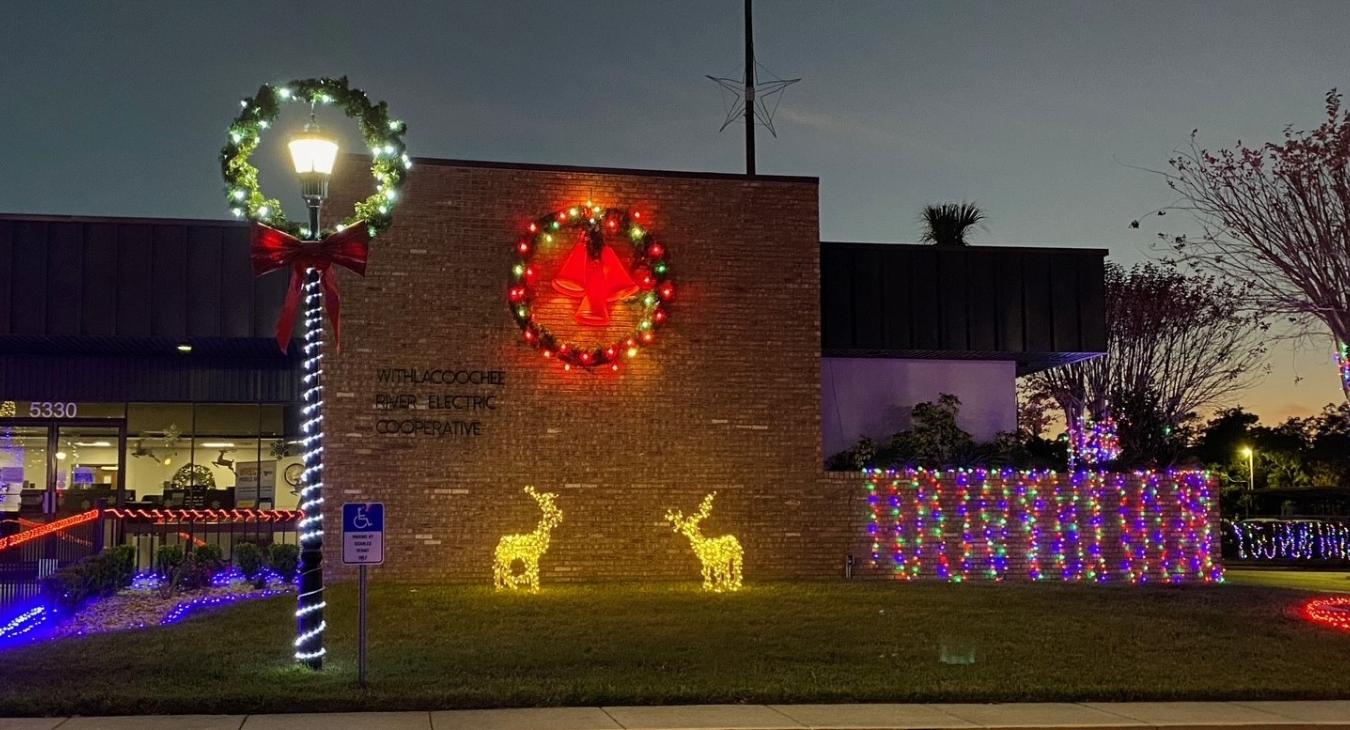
[{"xmin": 6, "ymin": 1, "xmax": 1348, "ymax": 421}]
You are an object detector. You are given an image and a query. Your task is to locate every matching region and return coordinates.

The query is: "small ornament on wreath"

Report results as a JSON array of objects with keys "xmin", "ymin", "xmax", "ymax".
[{"xmin": 508, "ymin": 204, "xmax": 674, "ymax": 373}]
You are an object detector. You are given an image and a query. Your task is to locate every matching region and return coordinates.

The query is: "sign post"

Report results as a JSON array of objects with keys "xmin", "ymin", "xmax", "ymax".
[{"xmin": 342, "ymin": 502, "xmax": 384, "ymax": 687}]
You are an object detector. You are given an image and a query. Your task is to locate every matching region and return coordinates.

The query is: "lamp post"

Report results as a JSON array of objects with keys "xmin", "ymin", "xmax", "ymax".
[
  {"xmin": 1240, "ymin": 446, "xmax": 1255, "ymax": 519},
  {"xmin": 287, "ymin": 117, "xmax": 338, "ymax": 670}
]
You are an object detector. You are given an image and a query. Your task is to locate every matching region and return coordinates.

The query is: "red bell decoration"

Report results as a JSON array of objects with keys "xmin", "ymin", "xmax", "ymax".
[{"xmin": 552, "ymin": 225, "xmax": 638, "ymax": 326}]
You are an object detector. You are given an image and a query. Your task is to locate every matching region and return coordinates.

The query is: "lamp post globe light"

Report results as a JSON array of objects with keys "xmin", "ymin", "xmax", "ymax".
[
  {"xmin": 1240, "ymin": 446, "xmax": 1255, "ymax": 519},
  {"xmin": 288, "ymin": 118, "xmax": 338, "ymax": 670}
]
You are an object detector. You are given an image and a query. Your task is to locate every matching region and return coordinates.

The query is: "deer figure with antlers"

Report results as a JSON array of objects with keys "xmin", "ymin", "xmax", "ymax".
[
  {"xmin": 493, "ymin": 486, "xmax": 563, "ymax": 592},
  {"xmin": 665, "ymin": 492, "xmax": 743, "ymax": 592}
]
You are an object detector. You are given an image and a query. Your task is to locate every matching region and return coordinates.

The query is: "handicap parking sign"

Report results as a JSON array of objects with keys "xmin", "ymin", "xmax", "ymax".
[{"xmin": 343, "ymin": 503, "xmax": 385, "ymax": 565}]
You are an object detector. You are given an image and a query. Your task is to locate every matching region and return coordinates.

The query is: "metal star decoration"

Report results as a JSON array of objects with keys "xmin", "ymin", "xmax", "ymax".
[{"xmin": 707, "ymin": 66, "xmax": 800, "ymax": 138}]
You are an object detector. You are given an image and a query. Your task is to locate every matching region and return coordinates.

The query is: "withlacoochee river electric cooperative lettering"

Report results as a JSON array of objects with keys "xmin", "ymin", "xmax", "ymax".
[{"xmin": 371, "ymin": 367, "xmax": 506, "ymax": 438}]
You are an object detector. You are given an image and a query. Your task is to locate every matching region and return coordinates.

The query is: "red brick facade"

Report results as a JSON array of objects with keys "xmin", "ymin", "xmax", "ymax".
[
  {"xmin": 319, "ymin": 158, "xmax": 1219, "ymax": 585},
  {"xmin": 322, "ymin": 159, "xmax": 853, "ymax": 582}
]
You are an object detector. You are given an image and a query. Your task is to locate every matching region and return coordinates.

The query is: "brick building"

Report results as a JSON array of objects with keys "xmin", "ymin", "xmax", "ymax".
[{"xmin": 0, "ymin": 156, "xmax": 1221, "ymax": 586}]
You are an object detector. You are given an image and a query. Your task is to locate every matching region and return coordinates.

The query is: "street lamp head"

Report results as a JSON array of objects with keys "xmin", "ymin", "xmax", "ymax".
[
  {"xmin": 1240, "ymin": 446, "xmax": 1253, "ymax": 458},
  {"xmin": 288, "ymin": 121, "xmax": 338, "ymax": 239},
  {"xmin": 288, "ymin": 124, "xmax": 339, "ymax": 176},
  {"xmin": 288, "ymin": 123, "xmax": 339, "ymax": 203}
]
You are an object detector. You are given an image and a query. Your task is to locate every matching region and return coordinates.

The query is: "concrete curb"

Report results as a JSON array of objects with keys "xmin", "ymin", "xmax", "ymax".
[{"xmin": 6, "ymin": 701, "xmax": 1350, "ymax": 730}]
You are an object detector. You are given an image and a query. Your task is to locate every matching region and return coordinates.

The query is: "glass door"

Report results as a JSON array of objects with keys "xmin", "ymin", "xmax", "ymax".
[
  {"xmin": 54, "ymin": 423, "xmax": 125, "ymax": 513},
  {"xmin": 0, "ymin": 424, "xmax": 50, "ymax": 532}
]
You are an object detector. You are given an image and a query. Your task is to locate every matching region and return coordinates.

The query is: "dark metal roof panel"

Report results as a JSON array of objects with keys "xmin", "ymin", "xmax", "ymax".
[{"xmin": 820, "ymin": 241, "xmax": 1108, "ymax": 371}]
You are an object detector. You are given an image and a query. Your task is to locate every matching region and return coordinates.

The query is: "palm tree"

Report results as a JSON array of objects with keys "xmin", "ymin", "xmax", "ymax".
[{"xmin": 920, "ymin": 202, "xmax": 985, "ymax": 246}]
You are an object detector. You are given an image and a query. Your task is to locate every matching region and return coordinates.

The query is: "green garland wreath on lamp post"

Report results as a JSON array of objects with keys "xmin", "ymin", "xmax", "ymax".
[
  {"xmin": 220, "ymin": 76, "xmax": 410, "ymax": 238},
  {"xmin": 220, "ymin": 77, "xmax": 409, "ymax": 671}
]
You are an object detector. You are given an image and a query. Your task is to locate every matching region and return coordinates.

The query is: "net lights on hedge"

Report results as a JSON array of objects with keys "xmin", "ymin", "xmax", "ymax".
[
  {"xmin": 665, "ymin": 492, "xmax": 744, "ymax": 592},
  {"xmin": 508, "ymin": 204, "xmax": 674, "ymax": 373},
  {"xmin": 493, "ymin": 487, "xmax": 564, "ymax": 592},
  {"xmin": 865, "ymin": 468, "xmax": 1220, "ymax": 584}
]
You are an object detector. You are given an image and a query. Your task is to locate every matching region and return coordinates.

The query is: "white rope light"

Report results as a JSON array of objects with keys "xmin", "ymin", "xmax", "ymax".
[{"xmin": 294, "ymin": 269, "xmax": 327, "ymax": 665}]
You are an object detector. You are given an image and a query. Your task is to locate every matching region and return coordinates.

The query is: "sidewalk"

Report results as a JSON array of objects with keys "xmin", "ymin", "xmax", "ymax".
[{"xmin": 5, "ymin": 702, "xmax": 1350, "ymax": 730}]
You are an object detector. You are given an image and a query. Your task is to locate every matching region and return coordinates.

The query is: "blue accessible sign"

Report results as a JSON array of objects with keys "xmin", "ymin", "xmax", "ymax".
[{"xmin": 342, "ymin": 503, "xmax": 385, "ymax": 565}]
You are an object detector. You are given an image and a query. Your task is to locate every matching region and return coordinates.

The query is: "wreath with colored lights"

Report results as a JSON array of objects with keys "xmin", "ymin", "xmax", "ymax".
[
  {"xmin": 219, "ymin": 76, "xmax": 410, "ymax": 238},
  {"xmin": 508, "ymin": 204, "xmax": 674, "ymax": 371}
]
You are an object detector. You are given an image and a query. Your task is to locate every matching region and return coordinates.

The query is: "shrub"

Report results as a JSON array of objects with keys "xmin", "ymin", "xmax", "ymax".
[
  {"xmin": 155, "ymin": 544, "xmax": 184, "ymax": 574},
  {"xmin": 193, "ymin": 543, "xmax": 225, "ymax": 572},
  {"xmin": 268, "ymin": 543, "xmax": 299, "ymax": 582},
  {"xmin": 40, "ymin": 545, "xmax": 135, "ymax": 612},
  {"xmin": 233, "ymin": 542, "xmax": 265, "ymax": 580}
]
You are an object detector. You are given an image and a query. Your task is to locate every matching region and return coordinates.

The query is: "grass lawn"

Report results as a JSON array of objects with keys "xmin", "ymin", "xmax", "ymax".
[
  {"xmin": 2, "ymin": 581, "xmax": 1350, "ymax": 716},
  {"xmin": 1226, "ymin": 568, "xmax": 1350, "ymax": 593}
]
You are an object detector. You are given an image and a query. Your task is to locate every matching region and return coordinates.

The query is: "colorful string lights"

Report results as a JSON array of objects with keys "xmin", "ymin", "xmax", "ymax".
[
  {"xmin": 493, "ymin": 487, "xmax": 564, "ymax": 592},
  {"xmin": 1068, "ymin": 416, "xmax": 1121, "ymax": 470},
  {"xmin": 664, "ymin": 492, "xmax": 744, "ymax": 592},
  {"xmin": 864, "ymin": 468, "xmax": 1221, "ymax": 583},
  {"xmin": 1227, "ymin": 519, "xmax": 1350, "ymax": 561}
]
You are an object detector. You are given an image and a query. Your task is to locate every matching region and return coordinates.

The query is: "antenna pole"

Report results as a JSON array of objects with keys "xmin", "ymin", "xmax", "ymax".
[{"xmin": 744, "ymin": 0, "xmax": 756, "ymax": 176}]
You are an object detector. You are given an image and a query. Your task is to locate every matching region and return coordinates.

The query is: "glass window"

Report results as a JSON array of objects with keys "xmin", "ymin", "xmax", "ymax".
[{"xmin": 126, "ymin": 404, "xmax": 194, "ymax": 506}]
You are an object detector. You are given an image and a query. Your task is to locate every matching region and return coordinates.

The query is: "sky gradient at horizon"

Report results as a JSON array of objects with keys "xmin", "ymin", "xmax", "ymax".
[{"xmin": 4, "ymin": 1, "xmax": 1347, "ymax": 422}]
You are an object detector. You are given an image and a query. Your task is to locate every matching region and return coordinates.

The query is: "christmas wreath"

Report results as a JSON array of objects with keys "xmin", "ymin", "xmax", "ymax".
[
  {"xmin": 171, "ymin": 464, "xmax": 216, "ymax": 489},
  {"xmin": 219, "ymin": 76, "xmax": 409, "ymax": 238},
  {"xmin": 509, "ymin": 204, "xmax": 674, "ymax": 371}
]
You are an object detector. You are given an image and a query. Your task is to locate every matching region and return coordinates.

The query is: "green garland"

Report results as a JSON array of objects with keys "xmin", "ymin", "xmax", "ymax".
[{"xmin": 219, "ymin": 76, "xmax": 409, "ymax": 238}]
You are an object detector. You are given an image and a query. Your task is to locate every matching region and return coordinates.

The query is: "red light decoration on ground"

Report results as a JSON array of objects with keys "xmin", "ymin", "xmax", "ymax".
[
  {"xmin": 508, "ymin": 204, "xmax": 673, "ymax": 372},
  {"xmin": 1302, "ymin": 596, "xmax": 1350, "ymax": 633}
]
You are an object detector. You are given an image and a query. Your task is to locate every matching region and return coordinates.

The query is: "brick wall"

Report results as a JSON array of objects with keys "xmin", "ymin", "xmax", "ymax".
[
  {"xmin": 845, "ymin": 469, "xmax": 1222, "ymax": 583},
  {"xmin": 321, "ymin": 158, "xmax": 860, "ymax": 582}
]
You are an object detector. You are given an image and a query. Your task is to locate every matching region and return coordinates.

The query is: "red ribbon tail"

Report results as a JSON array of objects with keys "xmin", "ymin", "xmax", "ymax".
[{"xmin": 275, "ymin": 266, "xmax": 306, "ymax": 354}]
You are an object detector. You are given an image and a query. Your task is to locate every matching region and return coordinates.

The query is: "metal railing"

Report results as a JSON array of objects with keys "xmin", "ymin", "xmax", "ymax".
[
  {"xmin": 102, "ymin": 509, "xmax": 302, "ymax": 573},
  {"xmin": 0, "ymin": 510, "xmax": 103, "ymax": 613}
]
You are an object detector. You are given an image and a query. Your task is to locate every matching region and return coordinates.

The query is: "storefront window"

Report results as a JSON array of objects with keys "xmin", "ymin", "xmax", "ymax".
[{"xmin": 2, "ymin": 401, "xmax": 297, "ymax": 512}]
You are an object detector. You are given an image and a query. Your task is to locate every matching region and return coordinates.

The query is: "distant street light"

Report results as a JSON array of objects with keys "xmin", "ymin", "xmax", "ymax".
[{"xmin": 1240, "ymin": 446, "xmax": 1255, "ymax": 518}]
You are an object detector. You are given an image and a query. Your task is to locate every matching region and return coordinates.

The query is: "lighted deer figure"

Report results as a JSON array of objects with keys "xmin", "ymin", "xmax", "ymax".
[
  {"xmin": 493, "ymin": 486, "xmax": 563, "ymax": 592},
  {"xmin": 665, "ymin": 492, "xmax": 743, "ymax": 591}
]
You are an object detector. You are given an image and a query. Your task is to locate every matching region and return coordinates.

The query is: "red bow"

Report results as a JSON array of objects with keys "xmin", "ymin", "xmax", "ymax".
[{"xmin": 250, "ymin": 223, "xmax": 370, "ymax": 353}]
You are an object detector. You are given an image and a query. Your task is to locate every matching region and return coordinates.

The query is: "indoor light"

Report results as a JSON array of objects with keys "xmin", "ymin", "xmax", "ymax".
[
  {"xmin": 54, "ymin": 451, "xmax": 66, "ymax": 461},
  {"xmin": 176, "ymin": 343, "xmax": 193, "ymax": 353},
  {"xmin": 200, "ymin": 442, "xmax": 236, "ymax": 448},
  {"xmin": 74, "ymin": 441, "xmax": 111, "ymax": 447}
]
